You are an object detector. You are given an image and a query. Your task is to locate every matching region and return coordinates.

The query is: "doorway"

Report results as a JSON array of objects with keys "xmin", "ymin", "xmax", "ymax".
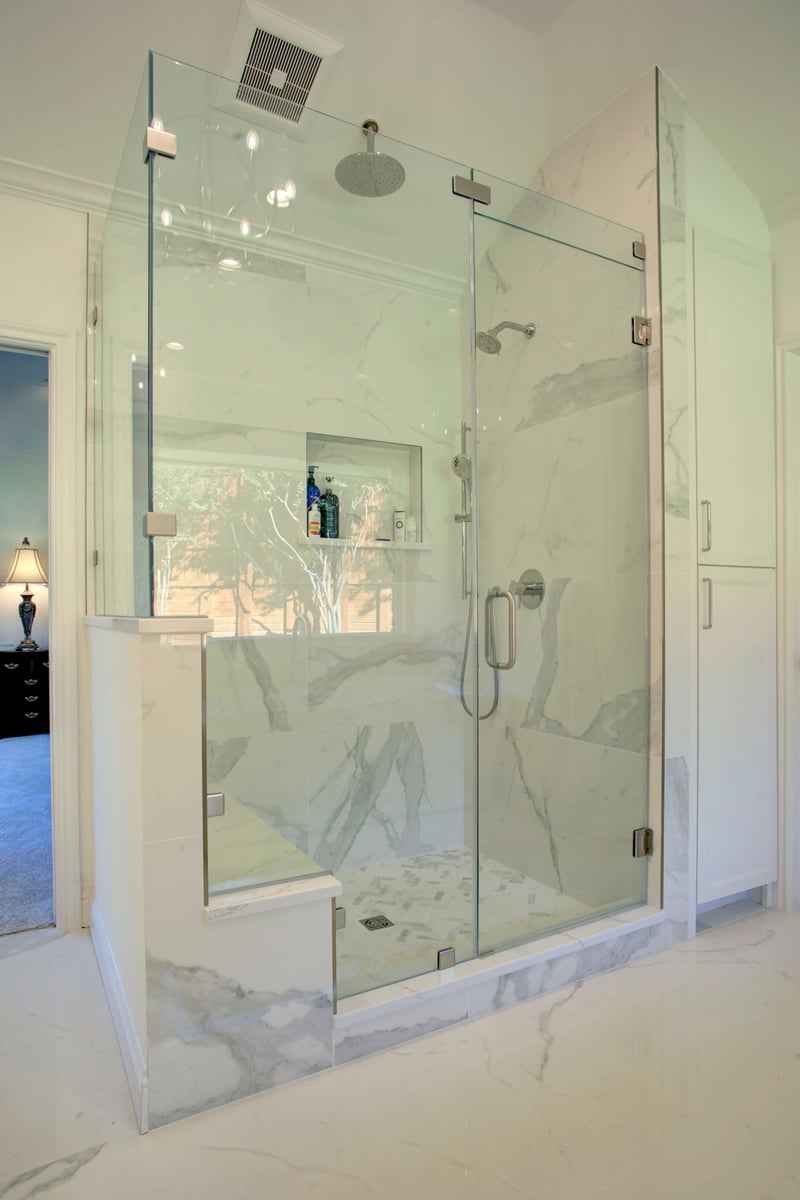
[{"xmin": 0, "ymin": 346, "xmax": 52, "ymax": 935}]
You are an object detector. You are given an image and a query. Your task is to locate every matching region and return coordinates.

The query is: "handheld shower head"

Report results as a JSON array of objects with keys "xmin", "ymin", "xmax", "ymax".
[
  {"xmin": 335, "ymin": 119, "xmax": 406, "ymax": 198},
  {"xmin": 476, "ymin": 320, "xmax": 536, "ymax": 355},
  {"xmin": 452, "ymin": 453, "xmax": 472, "ymax": 481}
]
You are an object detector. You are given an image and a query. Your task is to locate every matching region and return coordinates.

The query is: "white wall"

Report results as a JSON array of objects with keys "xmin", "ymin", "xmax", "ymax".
[
  {"xmin": 773, "ymin": 215, "xmax": 800, "ymax": 342},
  {"xmin": 0, "ymin": 192, "xmax": 87, "ymax": 931}
]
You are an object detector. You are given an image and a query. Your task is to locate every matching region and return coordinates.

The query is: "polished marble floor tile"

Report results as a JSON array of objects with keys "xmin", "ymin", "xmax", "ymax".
[
  {"xmin": 0, "ymin": 930, "xmax": 138, "ymax": 1181},
  {"xmin": 3, "ymin": 909, "xmax": 800, "ymax": 1198}
]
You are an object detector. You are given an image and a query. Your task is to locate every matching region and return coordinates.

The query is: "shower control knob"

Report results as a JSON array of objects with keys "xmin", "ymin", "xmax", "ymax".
[{"xmin": 510, "ymin": 569, "xmax": 545, "ymax": 610}]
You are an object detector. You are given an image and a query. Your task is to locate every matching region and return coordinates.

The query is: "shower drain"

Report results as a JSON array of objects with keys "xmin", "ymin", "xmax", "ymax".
[{"xmin": 359, "ymin": 914, "xmax": 394, "ymax": 931}]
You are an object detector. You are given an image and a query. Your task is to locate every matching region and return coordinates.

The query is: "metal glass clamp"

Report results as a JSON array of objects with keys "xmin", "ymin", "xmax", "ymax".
[
  {"xmin": 144, "ymin": 512, "xmax": 177, "ymax": 537},
  {"xmin": 452, "ymin": 175, "xmax": 491, "ymax": 206},
  {"xmin": 143, "ymin": 125, "xmax": 177, "ymax": 163},
  {"xmin": 485, "ymin": 587, "xmax": 516, "ymax": 670}
]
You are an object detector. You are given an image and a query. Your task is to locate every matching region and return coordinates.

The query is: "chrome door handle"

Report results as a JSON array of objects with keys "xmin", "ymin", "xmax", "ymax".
[
  {"xmin": 485, "ymin": 587, "xmax": 516, "ymax": 670},
  {"xmin": 701, "ymin": 500, "xmax": 712, "ymax": 552},
  {"xmin": 702, "ymin": 577, "xmax": 713, "ymax": 629}
]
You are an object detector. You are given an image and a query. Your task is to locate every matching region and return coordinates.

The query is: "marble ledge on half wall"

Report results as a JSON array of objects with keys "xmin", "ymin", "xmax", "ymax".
[
  {"xmin": 203, "ymin": 872, "xmax": 342, "ymax": 923},
  {"xmin": 335, "ymin": 903, "xmax": 665, "ymax": 1028},
  {"xmin": 84, "ymin": 615, "xmax": 214, "ymax": 634}
]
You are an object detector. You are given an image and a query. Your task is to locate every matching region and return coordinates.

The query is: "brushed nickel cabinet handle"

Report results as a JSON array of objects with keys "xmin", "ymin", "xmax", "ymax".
[
  {"xmin": 700, "ymin": 500, "xmax": 712, "ymax": 553},
  {"xmin": 702, "ymin": 577, "xmax": 713, "ymax": 630},
  {"xmin": 4, "ymin": 663, "xmax": 18, "ymax": 670}
]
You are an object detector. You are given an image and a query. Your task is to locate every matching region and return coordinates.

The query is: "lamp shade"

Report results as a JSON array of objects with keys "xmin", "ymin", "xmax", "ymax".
[{"xmin": 5, "ymin": 538, "xmax": 48, "ymax": 587}]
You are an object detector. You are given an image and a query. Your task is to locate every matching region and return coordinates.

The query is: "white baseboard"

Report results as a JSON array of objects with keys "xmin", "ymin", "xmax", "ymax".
[{"xmin": 90, "ymin": 901, "xmax": 148, "ymax": 1132}]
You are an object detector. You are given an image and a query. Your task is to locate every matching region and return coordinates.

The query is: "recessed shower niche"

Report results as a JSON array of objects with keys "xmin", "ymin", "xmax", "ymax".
[{"xmin": 304, "ymin": 432, "xmax": 423, "ymax": 547}]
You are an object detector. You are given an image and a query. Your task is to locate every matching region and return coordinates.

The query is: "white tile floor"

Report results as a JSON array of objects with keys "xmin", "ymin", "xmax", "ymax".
[{"xmin": 3, "ymin": 908, "xmax": 800, "ymax": 1198}]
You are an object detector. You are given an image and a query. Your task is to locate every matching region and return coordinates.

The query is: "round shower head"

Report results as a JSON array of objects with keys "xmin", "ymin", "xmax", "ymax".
[
  {"xmin": 335, "ymin": 120, "xmax": 406, "ymax": 198},
  {"xmin": 452, "ymin": 453, "xmax": 472, "ymax": 481},
  {"xmin": 476, "ymin": 330, "xmax": 502, "ymax": 355}
]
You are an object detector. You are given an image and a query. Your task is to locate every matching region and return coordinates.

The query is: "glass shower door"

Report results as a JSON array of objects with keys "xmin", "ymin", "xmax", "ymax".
[{"xmin": 471, "ymin": 175, "xmax": 658, "ymax": 954}]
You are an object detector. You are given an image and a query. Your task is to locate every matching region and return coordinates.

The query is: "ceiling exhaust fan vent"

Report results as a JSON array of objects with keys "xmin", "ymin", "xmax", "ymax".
[
  {"xmin": 221, "ymin": 2, "xmax": 342, "ymax": 133},
  {"xmin": 237, "ymin": 29, "xmax": 322, "ymax": 123}
]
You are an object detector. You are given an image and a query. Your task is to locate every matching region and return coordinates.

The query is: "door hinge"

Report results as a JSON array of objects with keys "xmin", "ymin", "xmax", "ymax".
[
  {"xmin": 632, "ymin": 240, "xmax": 646, "ymax": 261},
  {"xmin": 632, "ymin": 315, "xmax": 652, "ymax": 346},
  {"xmin": 452, "ymin": 175, "xmax": 491, "ymax": 206},
  {"xmin": 92, "ymin": 549, "xmax": 100, "ymax": 567},
  {"xmin": 632, "ymin": 826, "xmax": 654, "ymax": 858},
  {"xmin": 206, "ymin": 792, "xmax": 225, "ymax": 818},
  {"xmin": 143, "ymin": 124, "xmax": 177, "ymax": 164},
  {"xmin": 91, "ymin": 305, "xmax": 99, "ymax": 328}
]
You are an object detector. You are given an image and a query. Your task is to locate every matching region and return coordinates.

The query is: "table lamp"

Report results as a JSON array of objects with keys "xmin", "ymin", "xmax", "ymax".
[{"xmin": 4, "ymin": 537, "xmax": 48, "ymax": 651}]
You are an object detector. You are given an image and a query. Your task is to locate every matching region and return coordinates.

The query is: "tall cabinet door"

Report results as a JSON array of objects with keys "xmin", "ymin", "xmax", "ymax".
[
  {"xmin": 697, "ymin": 567, "xmax": 777, "ymax": 904},
  {"xmin": 694, "ymin": 229, "xmax": 775, "ymax": 567}
]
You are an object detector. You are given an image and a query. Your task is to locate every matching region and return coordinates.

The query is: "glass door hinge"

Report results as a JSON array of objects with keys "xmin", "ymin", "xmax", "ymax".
[
  {"xmin": 632, "ymin": 240, "xmax": 646, "ymax": 260},
  {"xmin": 632, "ymin": 827, "xmax": 654, "ymax": 857},
  {"xmin": 335, "ymin": 906, "xmax": 346, "ymax": 931},
  {"xmin": 632, "ymin": 315, "xmax": 652, "ymax": 346},
  {"xmin": 143, "ymin": 512, "xmax": 177, "ymax": 537}
]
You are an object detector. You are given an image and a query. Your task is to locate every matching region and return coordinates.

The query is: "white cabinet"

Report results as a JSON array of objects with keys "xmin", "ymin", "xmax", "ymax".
[
  {"xmin": 694, "ymin": 228, "xmax": 775, "ymax": 568},
  {"xmin": 697, "ymin": 567, "xmax": 777, "ymax": 904}
]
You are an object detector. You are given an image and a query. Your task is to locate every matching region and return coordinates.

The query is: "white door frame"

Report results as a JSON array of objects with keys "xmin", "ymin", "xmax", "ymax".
[
  {"xmin": 1, "ymin": 322, "xmax": 85, "ymax": 932},
  {"xmin": 777, "ymin": 332, "xmax": 800, "ymax": 913}
]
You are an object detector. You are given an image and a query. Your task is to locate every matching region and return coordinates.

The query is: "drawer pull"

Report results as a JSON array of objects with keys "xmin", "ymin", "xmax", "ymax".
[
  {"xmin": 4, "ymin": 663, "xmax": 18, "ymax": 670},
  {"xmin": 24, "ymin": 695, "xmax": 38, "ymax": 702},
  {"xmin": 24, "ymin": 678, "xmax": 37, "ymax": 685},
  {"xmin": 24, "ymin": 712, "xmax": 39, "ymax": 719},
  {"xmin": 44, "ymin": 661, "xmax": 49, "ymax": 668}
]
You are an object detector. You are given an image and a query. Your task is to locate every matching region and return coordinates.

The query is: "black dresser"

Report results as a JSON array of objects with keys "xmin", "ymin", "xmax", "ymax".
[{"xmin": 0, "ymin": 649, "xmax": 50, "ymax": 738}]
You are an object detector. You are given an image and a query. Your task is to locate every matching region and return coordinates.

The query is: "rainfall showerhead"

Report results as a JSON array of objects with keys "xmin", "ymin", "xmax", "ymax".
[
  {"xmin": 335, "ymin": 119, "xmax": 406, "ymax": 197},
  {"xmin": 476, "ymin": 320, "xmax": 536, "ymax": 355}
]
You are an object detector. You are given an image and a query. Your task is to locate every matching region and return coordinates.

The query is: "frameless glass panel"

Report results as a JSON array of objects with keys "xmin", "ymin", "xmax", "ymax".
[
  {"xmin": 473, "ymin": 180, "xmax": 655, "ymax": 954},
  {"xmin": 472, "ymin": 169, "xmax": 646, "ymax": 271},
  {"xmin": 150, "ymin": 54, "xmax": 475, "ymax": 998},
  {"xmin": 96, "ymin": 70, "xmax": 152, "ymax": 615}
]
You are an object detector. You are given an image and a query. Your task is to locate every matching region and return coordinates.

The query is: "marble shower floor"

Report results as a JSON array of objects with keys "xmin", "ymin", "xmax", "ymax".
[
  {"xmin": 336, "ymin": 846, "xmax": 592, "ymax": 997},
  {"xmin": 3, "ymin": 908, "xmax": 800, "ymax": 1198}
]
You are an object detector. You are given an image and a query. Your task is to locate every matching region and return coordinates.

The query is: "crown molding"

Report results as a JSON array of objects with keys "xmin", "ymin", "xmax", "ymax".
[
  {"xmin": 764, "ymin": 184, "xmax": 800, "ymax": 233},
  {"xmin": 0, "ymin": 156, "xmax": 112, "ymax": 218}
]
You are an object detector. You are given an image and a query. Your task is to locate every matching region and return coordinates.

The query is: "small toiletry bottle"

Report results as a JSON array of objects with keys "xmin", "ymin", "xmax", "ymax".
[
  {"xmin": 307, "ymin": 466, "xmax": 321, "ymax": 512},
  {"xmin": 393, "ymin": 510, "xmax": 406, "ymax": 542},
  {"xmin": 308, "ymin": 499, "xmax": 321, "ymax": 538},
  {"xmin": 321, "ymin": 476, "xmax": 340, "ymax": 539},
  {"xmin": 307, "ymin": 466, "xmax": 321, "ymax": 536},
  {"xmin": 405, "ymin": 515, "xmax": 417, "ymax": 543}
]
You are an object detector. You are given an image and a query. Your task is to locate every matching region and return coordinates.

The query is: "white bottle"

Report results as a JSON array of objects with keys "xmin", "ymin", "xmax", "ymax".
[
  {"xmin": 393, "ymin": 510, "xmax": 406, "ymax": 542},
  {"xmin": 308, "ymin": 500, "xmax": 321, "ymax": 538},
  {"xmin": 405, "ymin": 515, "xmax": 417, "ymax": 543}
]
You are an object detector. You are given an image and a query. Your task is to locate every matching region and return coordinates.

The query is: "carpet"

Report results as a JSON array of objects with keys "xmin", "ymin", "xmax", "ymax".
[{"xmin": 0, "ymin": 734, "xmax": 53, "ymax": 935}]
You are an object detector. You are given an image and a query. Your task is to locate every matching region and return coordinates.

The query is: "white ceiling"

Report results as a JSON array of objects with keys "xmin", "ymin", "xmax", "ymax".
[{"xmin": 0, "ymin": 0, "xmax": 798, "ymax": 225}]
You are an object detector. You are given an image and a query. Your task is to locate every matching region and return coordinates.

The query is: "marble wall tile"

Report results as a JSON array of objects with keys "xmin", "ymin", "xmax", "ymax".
[
  {"xmin": 307, "ymin": 716, "xmax": 465, "ymax": 874},
  {"xmin": 479, "ymin": 726, "xmax": 650, "ymax": 909},
  {"xmin": 141, "ymin": 636, "xmax": 204, "ymax": 846},
  {"xmin": 206, "ymin": 634, "xmax": 307, "ymax": 736},
  {"xmin": 333, "ymin": 990, "xmax": 470, "ymax": 1066},
  {"xmin": 206, "ymin": 729, "xmax": 310, "ymax": 857},
  {"xmin": 476, "ymin": 390, "xmax": 650, "ymax": 586},
  {"xmin": 142, "ymin": 834, "xmax": 334, "ymax": 1128}
]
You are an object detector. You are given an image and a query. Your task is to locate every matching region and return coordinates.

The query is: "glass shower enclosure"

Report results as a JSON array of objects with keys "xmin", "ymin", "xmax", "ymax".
[{"xmin": 96, "ymin": 52, "xmax": 660, "ymax": 1002}]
